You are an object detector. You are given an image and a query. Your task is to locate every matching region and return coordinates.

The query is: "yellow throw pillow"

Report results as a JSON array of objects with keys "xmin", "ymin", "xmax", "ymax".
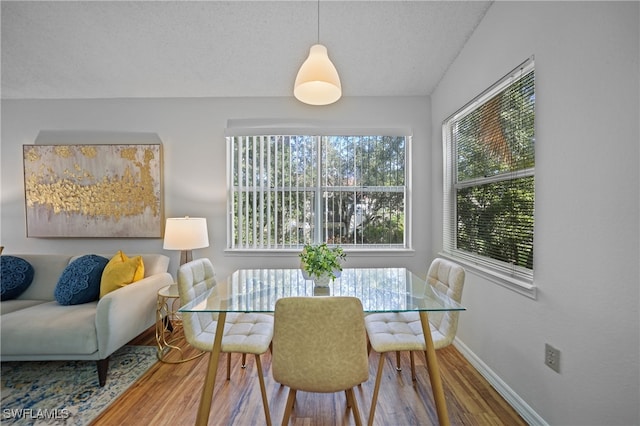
[{"xmin": 99, "ymin": 251, "xmax": 145, "ymax": 298}]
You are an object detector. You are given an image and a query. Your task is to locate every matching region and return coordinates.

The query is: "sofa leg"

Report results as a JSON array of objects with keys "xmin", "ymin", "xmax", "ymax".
[{"xmin": 97, "ymin": 357, "xmax": 109, "ymax": 387}]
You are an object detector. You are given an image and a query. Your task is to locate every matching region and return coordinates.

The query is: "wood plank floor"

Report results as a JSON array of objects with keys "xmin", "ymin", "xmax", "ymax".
[{"xmin": 91, "ymin": 327, "xmax": 526, "ymax": 425}]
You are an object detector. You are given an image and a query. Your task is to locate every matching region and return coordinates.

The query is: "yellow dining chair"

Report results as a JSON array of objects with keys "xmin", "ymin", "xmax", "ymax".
[
  {"xmin": 272, "ymin": 296, "xmax": 369, "ymax": 426},
  {"xmin": 177, "ymin": 258, "xmax": 273, "ymax": 426},
  {"xmin": 364, "ymin": 258, "xmax": 465, "ymax": 425}
]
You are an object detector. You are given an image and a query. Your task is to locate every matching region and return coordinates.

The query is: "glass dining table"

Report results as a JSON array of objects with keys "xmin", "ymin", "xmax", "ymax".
[{"xmin": 179, "ymin": 267, "xmax": 465, "ymax": 426}]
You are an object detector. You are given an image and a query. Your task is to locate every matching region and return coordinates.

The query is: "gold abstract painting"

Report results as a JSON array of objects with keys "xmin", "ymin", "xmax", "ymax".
[{"xmin": 23, "ymin": 144, "xmax": 163, "ymax": 237}]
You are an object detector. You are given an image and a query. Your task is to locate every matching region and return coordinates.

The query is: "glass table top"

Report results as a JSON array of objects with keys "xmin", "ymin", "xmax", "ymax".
[{"xmin": 179, "ymin": 268, "xmax": 465, "ymax": 314}]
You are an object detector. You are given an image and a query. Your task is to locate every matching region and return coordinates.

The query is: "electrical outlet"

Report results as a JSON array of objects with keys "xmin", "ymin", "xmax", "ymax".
[{"xmin": 545, "ymin": 343, "xmax": 561, "ymax": 373}]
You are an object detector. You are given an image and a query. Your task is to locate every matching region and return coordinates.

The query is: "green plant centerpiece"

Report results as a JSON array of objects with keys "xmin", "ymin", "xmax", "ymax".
[{"xmin": 299, "ymin": 243, "xmax": 346, "ymax": 287}]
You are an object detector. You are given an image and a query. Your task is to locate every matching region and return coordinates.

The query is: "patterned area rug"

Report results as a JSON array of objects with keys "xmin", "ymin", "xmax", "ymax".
[{"xmin": 1, "ymin": 345, "xmax": 157, "ymax": 425}]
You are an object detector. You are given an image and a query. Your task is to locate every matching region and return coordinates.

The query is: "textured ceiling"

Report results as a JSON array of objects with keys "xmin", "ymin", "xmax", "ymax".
[{"xmin": 1, "ymin": 1, "xmax": 492, "ymax": 100}]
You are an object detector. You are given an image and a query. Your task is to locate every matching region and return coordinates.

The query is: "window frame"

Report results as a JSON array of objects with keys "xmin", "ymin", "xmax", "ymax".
[
  {"xmin": 226, "ymin": 129, "xmax": 413, "ymax": 253},
  {"xmin": 442, "ymin": 58, "xmax": 536, "ymax": 298}
]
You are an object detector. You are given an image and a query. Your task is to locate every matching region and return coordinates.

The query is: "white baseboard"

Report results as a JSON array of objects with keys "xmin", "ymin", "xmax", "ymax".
[{"xmin": 453, "ymin": 338, "xmax": 548, "ymax": 426}]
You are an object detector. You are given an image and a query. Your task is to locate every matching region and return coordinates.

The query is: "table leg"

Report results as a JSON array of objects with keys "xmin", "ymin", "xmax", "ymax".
[
  {"xmin": 195, "ymin": 312, "xmax": 227, "ymax": 426},
  {"xmin": 419, "ymin": 311, "xmax": 450, "ymax": 426}
]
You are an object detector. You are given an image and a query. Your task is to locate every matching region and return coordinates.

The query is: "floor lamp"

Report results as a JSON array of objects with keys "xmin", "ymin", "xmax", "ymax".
[{"xmin": 163, "ymin": 217, "xmax": 209, "ymax": 266}]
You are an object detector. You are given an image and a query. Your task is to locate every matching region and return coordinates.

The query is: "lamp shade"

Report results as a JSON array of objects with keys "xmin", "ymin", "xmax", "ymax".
[
  {"xmin": 163, "ymin": 217, "xmax": 209, "ymax": 250},
  {"xmin": 294, "ymin": 44, "xmax": 342, "ymax": 106}
]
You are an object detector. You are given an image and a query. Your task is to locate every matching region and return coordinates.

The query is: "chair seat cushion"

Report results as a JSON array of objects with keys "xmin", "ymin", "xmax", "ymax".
[
  {"xmin": 184, "ymin": 312, "xmax": 273, "ymax": 355},
  {"xmin": 183, "ymin": 315, "xmax": 233, "ymax": 352},
  {"xmin": 365, "ymin": 312, "xmax": 445, "ymax": 352},
  {"xmin": 223, "ymin": 313, "xmax": 274, "ymax": 354}
]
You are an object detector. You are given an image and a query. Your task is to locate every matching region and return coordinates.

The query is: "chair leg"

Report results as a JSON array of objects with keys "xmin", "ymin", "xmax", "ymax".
[
  {"xmin": 361, "ymin": 343, "xmax": 370, "ymax": 388},
  {"xmin": 254, "ymin": 355, "xmax": 272, "ymax": 426},
  {"xmin": 282, "ymin": 389, "xmax": 297, "ymax": 426},
  {"xmin": 345, "ymin": 390, "xmax": 351, "ymax": 407},
  {"xmin": 346, "ymin": 388, "xmax": 363, "ymax": 426},
  {"xmin": 368, "ymin": 353, "xmax": 386, "ymax": 426},
  {"xmin": 226, "ymin": 352, "xmax": 232, "ymax": 380},
  {"xmin": 241, "ymin": 353, "xmax": 247, "ymax": 368},
  {"xmin": 395, "ymin": 351, "xmax": 402, "ymax": 371},
  {"xmin": 410, "ymin": 351, "xmax": 416, "ymax": 381}
]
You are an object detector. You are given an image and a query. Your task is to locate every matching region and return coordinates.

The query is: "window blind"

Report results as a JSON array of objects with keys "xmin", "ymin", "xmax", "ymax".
[
  {"xmin": 443, "ymin": 58, "xmax": 535, "ymax": 282},
  {"xmin": 228, "ymin": 134, "xmax": 408, "ymax": 250}
]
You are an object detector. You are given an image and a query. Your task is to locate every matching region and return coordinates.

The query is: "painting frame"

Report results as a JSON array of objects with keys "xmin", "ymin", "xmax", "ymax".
[{"xmin": 23, "ymin": 144, "xmax": 163, "ymax": 238}]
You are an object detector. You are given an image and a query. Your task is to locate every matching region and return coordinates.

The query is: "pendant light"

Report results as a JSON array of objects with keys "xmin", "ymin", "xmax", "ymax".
[{"xmin": 294, "ymin": 0, "xmax": 341, "ymax": 105}]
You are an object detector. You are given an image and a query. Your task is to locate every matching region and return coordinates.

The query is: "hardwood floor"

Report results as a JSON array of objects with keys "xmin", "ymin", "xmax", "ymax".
[{"xmin": 91, "ymin": 327, "xmax": 526, "ymax": 425}]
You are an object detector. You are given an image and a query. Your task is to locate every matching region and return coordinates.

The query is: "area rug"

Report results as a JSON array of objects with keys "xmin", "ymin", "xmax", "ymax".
[{"xmin": 1, "ymin": 345, "xmax": 157, "ymax": 426}]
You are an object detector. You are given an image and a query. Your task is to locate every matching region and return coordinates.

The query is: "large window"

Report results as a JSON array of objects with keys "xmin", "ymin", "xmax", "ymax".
[
  {"xmin": 227, "ymin": 133, "xmax": 408, "ymax": 250},
  {"xmin": 443, "ymin": 59, "xmax": 535, "ymax": 286}
]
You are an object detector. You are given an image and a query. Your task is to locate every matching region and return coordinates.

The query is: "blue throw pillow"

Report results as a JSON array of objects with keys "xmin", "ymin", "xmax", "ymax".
[
  {"xmin": 55, "ymin": 255, "xmax": 109, "ymax": 305},
  {"xmin": 1, "ymin": 256, "xmax": 35, "ymax": 300}
]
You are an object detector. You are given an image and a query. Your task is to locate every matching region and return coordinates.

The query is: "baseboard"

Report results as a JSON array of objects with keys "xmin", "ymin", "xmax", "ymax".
[{"xmin": 453, "ymin": 338, "xmax": 548, "ymax": 426}]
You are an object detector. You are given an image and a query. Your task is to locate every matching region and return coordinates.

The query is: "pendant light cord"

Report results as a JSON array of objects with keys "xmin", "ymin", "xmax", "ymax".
[{"xmin": 317, "ymin": 0, "xmax": 320, "ymax": 44}]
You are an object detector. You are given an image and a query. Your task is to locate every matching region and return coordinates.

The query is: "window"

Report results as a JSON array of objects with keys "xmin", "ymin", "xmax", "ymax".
[
  {"xmin": 227, "ymin": 133, "xmax": 409, "ymax": 250},
  {"xmin": 443, "ymin": 58, "xmax": 535, "ymax": 287}
]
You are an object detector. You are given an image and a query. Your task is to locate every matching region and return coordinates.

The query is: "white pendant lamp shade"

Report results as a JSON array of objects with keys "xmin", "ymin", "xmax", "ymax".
[{"xmin": 294, "ymin": 44, "xmax": 342, "ymax": 106}]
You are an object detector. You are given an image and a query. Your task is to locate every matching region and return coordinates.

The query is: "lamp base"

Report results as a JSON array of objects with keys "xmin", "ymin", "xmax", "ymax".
[{"xmin": 179, "ymin": 250, "xmax": 193, "ymax": 266}]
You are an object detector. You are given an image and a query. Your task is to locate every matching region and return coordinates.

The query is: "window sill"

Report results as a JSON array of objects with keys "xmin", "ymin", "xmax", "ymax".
[
  {"xmin": 224, "ymin": 248, "xmax": 416, "ymax": 257},
  {"xmin": 438, "ymin": 252, "xmax": 537, "ymax": 299}
]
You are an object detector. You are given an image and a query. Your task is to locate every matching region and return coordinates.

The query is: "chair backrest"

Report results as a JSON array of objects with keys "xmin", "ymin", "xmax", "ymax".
[
  {"xmin": 177, "ymin": 258, "xmax": 218, "ymax": 344},
  {"xmin": 272, "ymin": 296, "xmax": 369, "ymax": 393},
  {"xmin": 177, "ymin": 258, "xmax": 217, "ymax": 303},
  {"xmin": 426, "ymin": 258, "xmax": 465, "ymax": 345}
]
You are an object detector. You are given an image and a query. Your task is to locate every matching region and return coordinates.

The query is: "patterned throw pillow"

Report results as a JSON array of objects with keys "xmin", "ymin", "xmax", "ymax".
[
  {"xmin": 0, "ymin": 256, "xmax": 35, "ymax": 300},
  {"xmin": 54, "ymin": 254, "xmax": 110, "ymax": 305}
]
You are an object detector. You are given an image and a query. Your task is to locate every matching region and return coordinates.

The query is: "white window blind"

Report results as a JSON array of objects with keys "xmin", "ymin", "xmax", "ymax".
[
  {"xmin": 227, "ymin": 133, "xmax": 409, "ymax": 250},
  {"xmin": 443, "ymin": 58, "xmax": 535, "ymax": 285}
]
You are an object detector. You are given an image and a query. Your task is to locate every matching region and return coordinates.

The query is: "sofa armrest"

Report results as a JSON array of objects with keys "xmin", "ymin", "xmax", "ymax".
[{"xmin": 95, "ymin": 272, "xmax": 173, "ymax": 358}]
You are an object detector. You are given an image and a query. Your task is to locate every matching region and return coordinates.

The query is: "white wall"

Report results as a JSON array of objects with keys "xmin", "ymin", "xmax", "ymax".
[
  {"xmin": 431, "ymin": 2, "xmax": 639, "ymax": 425},
  {"xmin": 0, "ymin": 96, "xmax": 431, "ymax": 279}
]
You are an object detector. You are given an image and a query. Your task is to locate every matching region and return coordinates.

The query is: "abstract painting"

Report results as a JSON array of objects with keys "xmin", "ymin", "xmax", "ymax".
[{"xmin": 23, "ymin": 144, "xmax": 163, "ymax": 237}]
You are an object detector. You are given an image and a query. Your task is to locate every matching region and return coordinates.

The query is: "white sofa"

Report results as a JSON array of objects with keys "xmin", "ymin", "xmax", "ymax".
[{"xmin": 0, "ymin": 253, "xmax": 173, "ymax": 386}]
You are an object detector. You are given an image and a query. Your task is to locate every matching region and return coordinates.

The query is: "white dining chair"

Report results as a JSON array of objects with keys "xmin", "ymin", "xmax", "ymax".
[
  {"xmin": 177, "ymin": 258, "xmax": 274, "ymax": 426},
  {"xmin": 364, "ymin": 257, "xmax": 465, "ymax": 425}
]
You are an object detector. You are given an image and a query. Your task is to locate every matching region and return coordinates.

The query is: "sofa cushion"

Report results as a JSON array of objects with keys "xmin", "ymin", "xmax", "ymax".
[
  {"xmin": 0, "ymin": 301, "xmax": 99, "ymax": 355},
  {"xmin": 1, "ymin": 256, "xmax": 35, "ymax": 300},
  {"xmin": 0, "ymin": 299, "xmax": 48, "ymax": 315},
  {"xmin": 54, "ymin": 255, "xmax": 109, "ymax": 305},
  {"xmin": 99, "ymin": 251, "xmax": 145, "ymax": 298}
]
